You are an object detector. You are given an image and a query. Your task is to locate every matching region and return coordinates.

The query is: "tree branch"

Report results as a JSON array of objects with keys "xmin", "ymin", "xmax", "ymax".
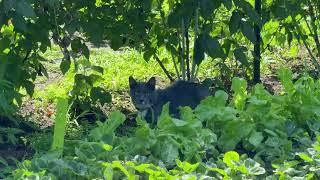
[
  {"xmin": 181, "ymin": 19, "xmax": 186, "ymax": 80},
  {"xmin": 191, "ymin": 5, "xmax": 199, "ymax": 82},
  {"xmin": 171, "ymin": 52, "xmax": 180, "ymax": 80},
  {"xmin": 22, "ymin": 49, "xmax": 32, "ymax": 63},
  {"xmin": 293, "ymin": 19, "xmax": 320, "ymax": 71},
  {"xmin": 154, "ymin": 54, "xmax": 174, "ymax": 82},
  {"xmin": 253, "ymin": 0, "xmax": 262, "ymax": 84},
  {"xmin": 308, "ymin": 0, "xmax": 320, "ymax": 57},
  {"xmin": 184, "ymin": 18, "xmax": 190, "ymax": 81}
]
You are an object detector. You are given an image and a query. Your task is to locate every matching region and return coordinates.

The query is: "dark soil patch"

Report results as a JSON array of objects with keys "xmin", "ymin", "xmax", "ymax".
[{"xmin": 261, "ymin": 75, "xmax": 283, "ymax": 95}]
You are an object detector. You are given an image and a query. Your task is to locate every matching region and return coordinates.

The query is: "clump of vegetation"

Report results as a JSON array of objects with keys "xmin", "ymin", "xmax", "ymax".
[
  {"xmin": 1, "ymin": 0, "xmax": 320, "ymax": 179},
  {"xmin": 4, "ymin": 70, "xmax": 320, "ymax": 179}
]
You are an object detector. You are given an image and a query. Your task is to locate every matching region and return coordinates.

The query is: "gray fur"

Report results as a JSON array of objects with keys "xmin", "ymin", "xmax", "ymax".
[{"xmin": 129, "ymin": 76, "xmax": 210, "ymax": 123}]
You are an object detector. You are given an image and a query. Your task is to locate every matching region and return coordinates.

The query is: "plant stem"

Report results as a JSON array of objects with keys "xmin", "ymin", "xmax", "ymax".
[
  {"xmin": 171, "ymin": 52, "xmax": 180, "ymax": 80},
  {"xmin": 191, "ymin": 5, "xmax": 199, "ymax": 82},
  {"xmin": 293, "ymin": 19, "xmax": 320, "ymax": 71},
  {"xmin": 253, "ymin": 0, "xmax": 262, "ymax": 84},
  {"xmin": 308, "ymin": 0, "xmax": 320, "ymax": 57},
  {"xmin": 181, "ymin": 18, "xmax": 186, "ymax": 81},
  {"xmin": 154, "ymin": 54, "xmax": 174, "ymax": 82},
  {"xmin": 185, "ymin": 18, "xmax": 190, "ymax": 81}
]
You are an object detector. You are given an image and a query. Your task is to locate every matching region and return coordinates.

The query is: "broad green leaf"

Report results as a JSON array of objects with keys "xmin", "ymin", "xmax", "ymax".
[
  {"xmin": 264, "ymin": 129, "xmax": 278, "ymax": 137},
  {"xmin": 238, "ymin": 0, "xmax": 261, "ymax": 26},
  {"xmin": 231, "ymin": 77, "xmax": 247, "ymax": 110},
  {"xmin": 244, "ymin": 159, "xmax": 266, "ymax": 175},
  {"xmin": 23, "ymin": 80, "xmax": 35, "ymax": 96},
  {"xmin": 171, "ymin": 118, "xmax": 188, "ymax": 127},
  {"xmin": 222, "ymin": 39, "xmax": 232, "ymax": 56},
  {"xmin": 45, "ymin": 0, "xmax": 58, "ymax": 7},
  {"xmin": 234, "ymin": 48, "xmax": 249, "ymax": 67},
  {"xmin": 143, "ymin": 48, "xmax": 155, "ymax": 62},
  {"xmin": 0, "ymin": 37, "xmax": 10, "ymax": 52},
  {"xmin": 240, "ymin": 20, "xmax": 256, "ymax": 43},
  {"xmin": 157, "ymin": 103, "xmax": 172, "ymax": 129},
  {"xmin": 286, "ymin": 27, "xmax": 293, "ymax": 46},
  {"xmin": 275, "ymin": 32, "xmax": 286, "ymax": 46},
  {"xmin": 71, "ymin": 38, "xmax": 89, "ymax": 59},
  {"xmin": 248, "ymin": 131, "xmax": 264, "ymax": 147},
  {"xmin": 158, "ymin": 140, "xmax": 179, "ymax": 165},
  {"xmin": 16, "ymin": 1, "xmax": 36, "ymax": 18},
  {"xmin": 134, "ymin": 163, "xmax": 151, "ymax": 172},
  {"xmin": 179, "ymin": 106, "xmax": 195, "ymax": 122},
  {"xmin": 204, "ymin": 34, "xmax": 225, "ymax": 59},
  {"xmin": 195, "ymin": 91, "xmax": 237, "ymax": 122},
  {"xmin": 222, "ymin": 0, "xmax": 233, "ymax": 10},
  {"xmin": 110, "ymin": 37, "xmax": 122, "ymax": 50},
  {"xmin": 176, "ymin": 160, "xmax": 199, "ymax": 173},
  {"xmin": 3, "ymin": 0, "xmax": 14, "ymax": 13},
  {"xmin": 215, "ymin": 90, "xmax": 229, "ymax": 106},
  {"xmin": 103, "ymin": 162, "xmax": 114, "ymax": 180},
  {"xmin": 296, "ymin": 153, "xmax": 313, "ymax": 162},
  {"xmin": 112, "ymin": 161, "xmax": 134, "ymax": 178},
  {"xmin": 103, "ymin": 111, "xmax": 126, "ymax": 134},
  {"xmin": 91, "ymin": 66, "xmax": 104, "ymax": 74},
  {"xmin": 229, "ymin": 10, "xmax": 242, "ymax": 34},
  {"xmin": 277, "ymin": 68, "xmax": 294, "ymax": 94},
  {"xmin": 89, "ymin": 111, "xmax": 126, "ymax": 142},
  {"xmin": 60, "ymin": 59, "xmax": 71, "ymax": 75},
  {"xmin": 210, "ymin": 168, "xmax": 229, "ymax": 177},
  {"xmin": 223, "ymin": 151, "xmax": 240, "ymax": 168},
  {"xmin": 167, "ymin": 10, "xmax": 181, "ymax": 28},
  {"xmin": 90, "ymin": 87, "xmax": 112, "ymax": 104},
  {"xmin": 200, "ymin": 0, "xmax": 220, "ymax": 18},
  {"xmin": 81, "ymin": 43, "xmax": 90, "ymax": 59},
  {"xmin": 193, "ymin": 36, "xmax": 205, "ymax": 65},
  {"xmin": 12, "ymin": 15, "xmax": 27, "ymax": 31},
  {"xmin": 219, "ymin": 122, "xmax": 254, "ymax": 151}
]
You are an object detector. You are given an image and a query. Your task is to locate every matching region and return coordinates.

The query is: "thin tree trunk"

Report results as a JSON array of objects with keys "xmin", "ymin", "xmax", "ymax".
[
  {"xmin": 171, "ymin": 52, "xmax": 180, "ymax": 80},
  {"xmin": 154, "ymin": 54, "xmax": 174, "ymax": 82},
  {"xmin": 181, "ymin": 19, "xmax": 186, "ymax": 80},
  {"xmin": 253, "ymin": 0, "xmax": 261, "ymax": 84},
  {"xmin": 185, "ymin": 19, "xmax": 191, "ymax": 81},
  {"xmin": 191, "ymin": 6, "xmax": 199, "ymax": 82},
  {"xmin": 308, "ymin": 1, "xmax": 320, "ymax": 57}
]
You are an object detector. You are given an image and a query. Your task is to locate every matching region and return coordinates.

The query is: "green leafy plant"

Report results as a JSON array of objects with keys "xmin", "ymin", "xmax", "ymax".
[
  {"xmin": 210, "ymin": 151, "xmax": 266, "ymax": 179},
  {"xmin": 7, "ymin": 71, "xmax": 320, "ymax": 178}
]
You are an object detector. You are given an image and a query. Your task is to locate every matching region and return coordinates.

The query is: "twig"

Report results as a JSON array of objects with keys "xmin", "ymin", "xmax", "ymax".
[
  {"xmin": 307, "ymin": 0, "xmax": 320, "ymax": 57},
  {"xmin": 181, "ymin": 18, "xmax": 186, "ymax": 80},
  {"xmin": 293, "ymin": 19, "xmax": 320, "ymax": 71},
  {"xmin": 154, "ymin": 54, "xmax": 174, "ymax": 82},
  {"xmin": 191, "ymin": 4, "xmax": 199, "ymax": 82},
  {"xmin": 185, "ymin": 18, "xmax": 190, "ymax": 81},
  {"xmin": 22, "ymin": 49, "xmax": 32, "ymax": 63},
  {"xmin": 171, "ymin": 52, "xmax": 180, "ymax": 80}
]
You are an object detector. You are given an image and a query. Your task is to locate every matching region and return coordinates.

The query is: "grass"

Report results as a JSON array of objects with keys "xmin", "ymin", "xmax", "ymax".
[
  {"xmin": 33, "ymin": 45, "xmax": 223, "ymax": 104},
  {"xmin": 29, "ymin": 43, "xmax": 309, "ymax": 119}
]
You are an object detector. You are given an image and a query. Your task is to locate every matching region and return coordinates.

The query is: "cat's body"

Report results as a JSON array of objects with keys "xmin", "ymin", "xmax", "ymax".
[{"xmin": 129, "ymin": 76, "xmax": 210, "ymax": 123}]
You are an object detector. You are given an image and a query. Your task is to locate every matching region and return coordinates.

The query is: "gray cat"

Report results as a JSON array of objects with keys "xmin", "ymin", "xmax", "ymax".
[{"xmin": 129, "ymin": 76, "xmax": 211, "ymax": 123}]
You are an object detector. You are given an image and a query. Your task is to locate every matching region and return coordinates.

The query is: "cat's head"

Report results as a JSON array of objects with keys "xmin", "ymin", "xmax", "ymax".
[{"xmin": 129, "ymin": 76, "xmax": 156, "ymax": 110}]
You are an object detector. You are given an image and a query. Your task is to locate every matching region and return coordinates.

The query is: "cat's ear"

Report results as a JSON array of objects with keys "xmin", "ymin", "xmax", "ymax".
[
  {"xmin": 129, "ymin": 76, "xmax": 137, "ymax": 88},
  {"xmin": 147, "ymin": 77, "xmax": 156, "ymax": 90}
]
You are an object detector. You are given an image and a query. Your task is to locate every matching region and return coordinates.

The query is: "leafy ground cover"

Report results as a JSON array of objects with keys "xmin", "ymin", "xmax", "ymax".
[{"xmin": 3, "ymin": 61, "xmax": 320, "ymax": 179}]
